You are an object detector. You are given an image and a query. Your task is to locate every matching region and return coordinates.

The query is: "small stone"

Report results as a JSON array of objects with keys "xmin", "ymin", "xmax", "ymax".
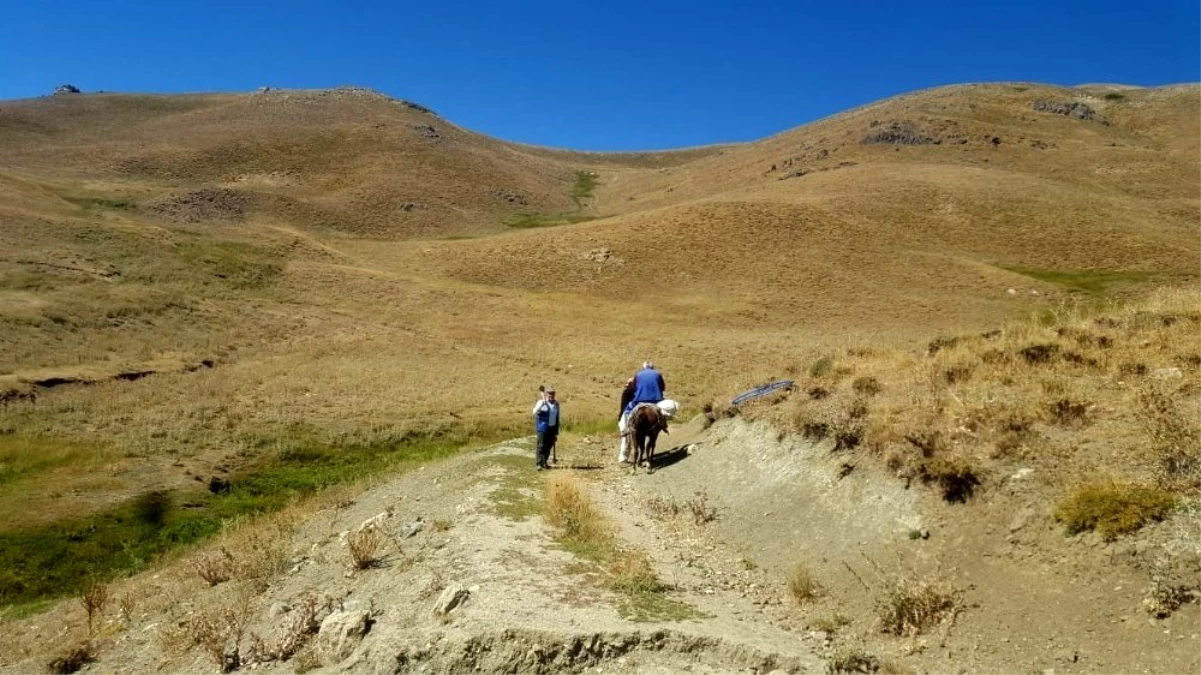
[
  {"xmin": 316, "ymin": 610, "xmax": 371, "ymax": 663},
  {"xmin": 433, "ymin": 584, "xmax": 470, "ymax": 614},
  {"xmin": 399, "ymin": 520, "xmax": 424, "ymax": 538}
]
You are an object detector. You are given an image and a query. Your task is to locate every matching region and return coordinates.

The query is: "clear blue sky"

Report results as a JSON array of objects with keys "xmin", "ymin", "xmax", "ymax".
[{"xmin": 3, "ymin": 1, "xmax": 1198, "ymax": 151}]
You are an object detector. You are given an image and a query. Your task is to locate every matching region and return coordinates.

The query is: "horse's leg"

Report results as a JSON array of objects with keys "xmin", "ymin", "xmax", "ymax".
[
  {"xmin": 646, "ymin": 430, "xmax": 660, "ymax": 473},
  {"xmin": 635, "ymin": 431, "xmax": 646, "ymax": 471}
]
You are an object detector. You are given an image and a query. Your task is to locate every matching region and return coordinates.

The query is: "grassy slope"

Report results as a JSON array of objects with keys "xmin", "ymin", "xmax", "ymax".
[{"xmin": 0, "ymin": 83, "xmax": 1196, "ymax": 606}]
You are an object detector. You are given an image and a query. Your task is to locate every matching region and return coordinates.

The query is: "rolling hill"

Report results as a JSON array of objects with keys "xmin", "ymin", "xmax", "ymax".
[{"xmin": 0, "ymin": 80, "xmax": 1196, "ymax": 522}]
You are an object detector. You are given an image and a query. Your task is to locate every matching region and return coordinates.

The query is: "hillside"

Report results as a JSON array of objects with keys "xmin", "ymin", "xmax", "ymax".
[{"xmin": 0, "ymin": 81, "xmax": 1198, "ymax": 674}]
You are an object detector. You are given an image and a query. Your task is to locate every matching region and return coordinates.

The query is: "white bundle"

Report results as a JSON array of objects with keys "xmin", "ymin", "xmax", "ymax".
[{"xmin": 656, "ymin": 399, "xmax": 680, "ymax": 419}]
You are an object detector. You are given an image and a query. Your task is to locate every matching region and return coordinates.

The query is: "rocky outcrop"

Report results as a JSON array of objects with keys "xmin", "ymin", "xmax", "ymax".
[{"xmin": 1031, "ymin": 100, "xmax": 1110, "ymax": 124}]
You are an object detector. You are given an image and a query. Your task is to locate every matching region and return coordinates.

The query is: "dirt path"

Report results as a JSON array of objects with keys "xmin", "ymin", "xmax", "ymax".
[{"xmin": 0, "ymin": 433, "xmax": 822, "ymax": 675}]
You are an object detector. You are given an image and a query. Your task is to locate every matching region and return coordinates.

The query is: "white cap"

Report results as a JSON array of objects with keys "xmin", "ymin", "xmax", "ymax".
[{"xmin": 643, "ymin": 360, "xmax": 653, "ymax": 369}]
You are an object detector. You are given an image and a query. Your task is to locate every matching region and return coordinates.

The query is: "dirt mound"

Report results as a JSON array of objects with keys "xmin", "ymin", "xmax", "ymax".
[
  {"xmin": 148, "ymin": 188, "xmax": 250, "ymax": 223},
  {"xmin": 392, "ymin": 628, "xmax": 809, "ymax": 674}
]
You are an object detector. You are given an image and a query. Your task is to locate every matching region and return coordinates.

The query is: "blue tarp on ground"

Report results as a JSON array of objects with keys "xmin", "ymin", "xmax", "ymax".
[{"xmin": 731, "ymin": 380, "xmax": 795, "ymax": 406}]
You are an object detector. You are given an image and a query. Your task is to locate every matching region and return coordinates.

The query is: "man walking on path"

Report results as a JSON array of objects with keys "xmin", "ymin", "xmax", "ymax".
[
  {"xmin": 618, "ymin": 361, "xmax": 665, "ymax": 464},
  {"xmin": 532, "ymin": 387, "xmax": 560, "ymax": 470}
]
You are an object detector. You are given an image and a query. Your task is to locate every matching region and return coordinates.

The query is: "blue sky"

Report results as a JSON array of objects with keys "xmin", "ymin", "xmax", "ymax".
[{"xmin": 3, "ymin": 1, "xmax": 1198, "ymax": 151}]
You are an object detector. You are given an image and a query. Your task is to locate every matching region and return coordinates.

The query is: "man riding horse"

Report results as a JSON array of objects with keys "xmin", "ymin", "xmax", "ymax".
[{"xmin": 618, "ymin": 361, "xmax": 667, "ymax": 465}]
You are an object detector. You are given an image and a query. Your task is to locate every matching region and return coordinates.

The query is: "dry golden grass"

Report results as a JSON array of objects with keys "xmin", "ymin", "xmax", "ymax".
[
  {"xmin": 346, "ymin": 528, "xmax": 386, "ymax": 570},
  {"xmin": 750, "ymin": 286, "xmax": 1199, "ymax": 522},
  {"xmin": 787, "ymin": 562, "xmax": 821, "ymax": 605},
  {"xmin": 870, "ymin": 569, "xmax": 961, "ymax": 637},
  {"xmin": 1055, "ymin": 479, "xmax": 1177, "ymax": 540},
  {"xmin": 545, "ymin": 473, "xmax": 614, "ymax": 550}
]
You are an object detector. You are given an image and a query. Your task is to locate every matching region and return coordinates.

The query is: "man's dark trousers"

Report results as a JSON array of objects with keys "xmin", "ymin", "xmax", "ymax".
[{"xmin": 536, "ymin": 429, "xmax": 558, "ymax": 467}]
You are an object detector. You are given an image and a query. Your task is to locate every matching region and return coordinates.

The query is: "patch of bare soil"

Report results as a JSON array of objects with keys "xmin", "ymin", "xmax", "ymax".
[{"xmin": 575, "ymin": 415, "xmax": 1200, "ymax": 674}]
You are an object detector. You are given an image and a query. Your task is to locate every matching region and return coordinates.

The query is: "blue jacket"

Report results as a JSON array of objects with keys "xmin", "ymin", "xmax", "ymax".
[{"xmin": 627, "ymin": 368, "xmax": 665, "ymax": 412}]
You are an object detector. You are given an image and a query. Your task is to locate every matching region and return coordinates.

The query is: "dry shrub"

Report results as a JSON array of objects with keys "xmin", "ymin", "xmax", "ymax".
[
  {"xmin": 117, "ymin": 593, "xmax": 138, "ymax": 623},
  {"xmin": 202, "ymin": 513, "xmax": 295, "ymax": 592},
  {"xmin": 852, "ymin": 376, "xmax": 882, "ymax": 396},
  {"xmin": 810, "ymin": 613, "xmax": 852, "ymax": 634},
  {"xmin": 608, "ymin": 550, "xmax": 665, "ymax": 595},
  {"xmin": 917, "ymin": 456, "xmax": 980, "ymax": 503},
  {"xmin": 809, "ymin": 356, "xmax": 835, "ymax": 378},
  {"xmin": 942, "ymin": 363, "xmax": 974, "ymax": 385},
  {"xmin": 545, "ymin": 473, "xmax": 612, "ymax": 548},
  {"xmin": 79, "ymin": 580, "xmax": 109, "ymax": 636},
  {"xmin": 645, "ymin": 495, "xmax": 682, "ymax": 520},
  {"xmin": 689, "ymin": 490, "xmax": 716, "ymax": 524},
  {"xmin": 347, "ymin": 528, "xmax": 386, "ymax": 570},
  {"xmin": 1136, "ymin": 384, "xmax": 1200, "ymax": 487},
  {"xmin": 1119, "ymin": 362, "xmax": 1148, "ymax": 377},
  {"xmin": 165, "ymin": 598, "xmax": 252, "ymax": 673},
  {"xmin": 827, "ymin": 647, "xmax": 880, "ymax": 674},
  {"xmin": 1143, "ymin": 574, "xmax": 1195, "ymax": 619},
  {"xmin": 991, "ymin": 431, "xmax": 1026, "ymax": 459},
  {"xmin": 788, "ymin": 562, "xmax": 821, "ymax": 604},
  {"xmin": 865, "ymin": 565, "xmax": 960, "ymax": 636},
  {"xmin": 195, "ymin": 548, "xmax": 235, "ymax": 586},
  {"xmin": 801, "ymin": 421, "xmax": 830, "ymax": 440},
  {"xmin": 1046, "ymin": 397, "xmax": 1091, "ymax": 427},
  {"xmin": 246, "ymin": 593, "xmax": 324, "ymax": 663},
  {"xmin": 832, "ymin": 420, "xmax": 864, "ymax": 452},
  {"xmin": 1055, "ymin": 479, "xmax": 1177, "ymax": 540},
  {"xmin": 47, "ymin": 642, "xmax": 95, "ymax": 674},
  {"xmin": 1019, "ymin": 343, "xmax": 1059, "ymax": 365}
]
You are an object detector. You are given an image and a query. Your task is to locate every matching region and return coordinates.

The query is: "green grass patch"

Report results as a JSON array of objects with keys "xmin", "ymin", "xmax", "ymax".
[
  {"xmin": 0, "ymin": 425, "xmax": 514, "ymax": 608},
  {"xmin": 505, "ymin": 170, "xmax": 600, "ymax": 229},
  {"xmin": 570, "ymin": 171, "xmax": 598, "ymax": 205},
  {"xmin": 481, "ymin": 452, "xmax": 544, "ymax": 521},
  {"xmin": 617, "ymin": 590, "xmax": 708, "ymax": 622},
  {"xmin": 1005, "ymin": 267, "xmax": 1157, "ymax": 296},
  {"xmin": 1104, "ymin": 92, "xmax": 1126, "ymax": 101},
  {"xmin": 1055, "ymin": 479, "xmax": 1177, "ymax": 540}
]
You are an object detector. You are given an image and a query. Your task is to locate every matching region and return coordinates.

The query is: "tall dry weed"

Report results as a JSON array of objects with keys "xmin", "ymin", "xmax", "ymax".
[
  {"xmin": 1136, "ymin": 384, "xmax": 1200, "ymax": 487},
  {"xmin": 545, "ymin": 473, "xmax": 613, "ymax": 550}
]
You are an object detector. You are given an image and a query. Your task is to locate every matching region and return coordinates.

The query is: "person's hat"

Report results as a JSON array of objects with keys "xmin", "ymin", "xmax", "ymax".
[
  {"xmin": 642, "ymin": 360, "xmax": 653, "ymax": 369},
  {"xmin": 545, "ymin": 387, "xmax": 556, "ymax": 393}
]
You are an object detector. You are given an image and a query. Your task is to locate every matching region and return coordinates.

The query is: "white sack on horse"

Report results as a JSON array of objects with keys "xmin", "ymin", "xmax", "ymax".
[{"xmin": 656, "ymin": 399, "xmax": 679, "ymax": 419}]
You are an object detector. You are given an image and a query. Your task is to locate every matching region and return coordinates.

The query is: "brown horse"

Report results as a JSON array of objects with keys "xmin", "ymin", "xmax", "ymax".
[{"xmin": 628, "ymin": 404, "xmax": 664, "ymax": 472}]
